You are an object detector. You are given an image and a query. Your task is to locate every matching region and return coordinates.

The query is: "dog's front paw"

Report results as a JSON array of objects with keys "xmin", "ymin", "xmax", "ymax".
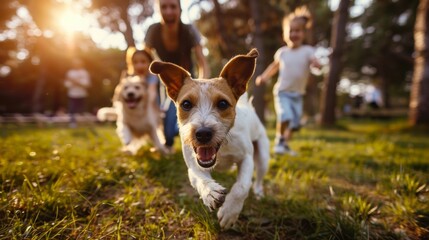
[
  {"xmin": 217, "ymin": 198, "xmax": 244, "ymax": 229},
  {"xmin": 160, "ymin": 146, "xmax": 173, "ymax": 155},
  {"xmin": 201, "ymin": 182, "xmax": 227, "ymax": 211},
  {"xmin": 121, "ymin": 145, "xmax": 134, "ymax": 155},
  {"xmin": 253, "ymin": 184, "xmax": 264, "ymax": 200},
  {"xmin": 121, "ymin": 144, "xmax": 141, "ymax": 155}
]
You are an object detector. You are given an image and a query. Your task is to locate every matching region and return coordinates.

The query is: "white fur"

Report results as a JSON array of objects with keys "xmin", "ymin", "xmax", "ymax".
[
  {"xmin": 182, "ymin": 92, "xmax": 270, "ymax": 229},
  {"xmin": 96, "ymin": 107, "xmax": 117, "ymax": 122},
  {"xmin": 150, "ymin": 48, "xmax": 268, "ymax": 229}
]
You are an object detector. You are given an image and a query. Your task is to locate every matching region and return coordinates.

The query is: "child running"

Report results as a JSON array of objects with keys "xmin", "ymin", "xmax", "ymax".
[{"xmin": 256, "ymin": 6, "xmax": 320, "ymax": 156}]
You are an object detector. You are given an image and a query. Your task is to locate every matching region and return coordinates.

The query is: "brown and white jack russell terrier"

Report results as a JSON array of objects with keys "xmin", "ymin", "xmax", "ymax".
[{"xmin": 150, "ymin": 48, "xmax": 270, "ymax": 229}]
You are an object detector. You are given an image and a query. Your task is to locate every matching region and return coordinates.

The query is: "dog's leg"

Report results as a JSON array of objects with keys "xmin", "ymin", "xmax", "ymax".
[
  {"xmin": 252, "ymin": 135, "xmax": 270, "ymax": 198},
  {"xmin": 116, "ymin": 123, "xmax": 132, "ymax": 146},
  {"xmin": 149, "ymin": 127, "xmax": 168, "ymax": 154},
  {"xmin": 116, "ymin": 122, "xmax": 135, "ymax": 154},
  {"xmin": 183, "ymin": 145, "xmax": 227, "ymax": 210},
  {"xmin": 217, "ymin": 154, "xmax": 254, "ymax": 229}
]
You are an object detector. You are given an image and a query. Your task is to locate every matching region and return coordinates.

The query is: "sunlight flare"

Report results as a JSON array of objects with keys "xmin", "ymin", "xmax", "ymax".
[{"xmin": 57, "ymin": 9, "xmax": 92, "ymax": 33}]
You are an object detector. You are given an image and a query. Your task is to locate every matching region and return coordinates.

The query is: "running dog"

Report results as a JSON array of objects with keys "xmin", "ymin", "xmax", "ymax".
[
  {"xmin": 150, "ymin": 49, "xmax": 270, "ymax": 229},
  {"xmin": 108, "ymin": 75, "xmax": 167, "ymax": 155}
]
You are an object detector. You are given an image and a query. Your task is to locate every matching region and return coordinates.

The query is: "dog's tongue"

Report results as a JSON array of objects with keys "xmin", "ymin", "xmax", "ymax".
[
  {"xmin": 197, "ymin": 147, "xmax": 216, "ymax": 161},
  {"xmin": 127, "ymin": 101, "xmax": 138, "ymax": 108}
]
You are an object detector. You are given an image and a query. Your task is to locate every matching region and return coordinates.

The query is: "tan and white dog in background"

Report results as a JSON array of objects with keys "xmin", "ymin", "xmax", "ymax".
[
  {"xmin": 150, "ymin": 49, "xmax": 270, "ymax": 229},
  {"xmin": 106, "ymin": 75, "xmax": 167, "ymax": 155}
]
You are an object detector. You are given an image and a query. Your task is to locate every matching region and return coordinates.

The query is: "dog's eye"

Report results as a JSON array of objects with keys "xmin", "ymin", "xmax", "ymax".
[
  {"xmin": 134, "ymin": 86, "xmax": 140, "ymax": 90},
  {"xmin": 217, "ymin": 100, "xmax": 229, "ymax": 110},
  {"xmin": 181, "ymin": 100, "xmax": 193, "ymax": 111}
]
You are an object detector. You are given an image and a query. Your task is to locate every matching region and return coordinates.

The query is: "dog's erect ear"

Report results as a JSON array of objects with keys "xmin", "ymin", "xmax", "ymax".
[
  {"xmin": 220, "ymin": 48, "xmax": 259, "ymax": 99},
  {"xmin": 150, "ymin": 61, "xmax": 191, "ymax": 101}
]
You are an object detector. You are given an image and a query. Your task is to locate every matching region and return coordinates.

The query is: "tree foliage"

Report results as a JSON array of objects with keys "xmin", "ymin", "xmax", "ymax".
[
  {"xmin": 195, "ymin": 0, "xmax": 331, "ymax": 72},
  {"xmin": 90, "ymin": 0, "xmax": 153, "ymax": 47},
  {"xmin": 0, "ymin": 0, "xmax": 128, "ymax": 113},
  {"xmin": 346, "ymin": 0, "xmax": 418, "ymax": 108},
  {"xmin": 0, "ymin": 0, "xmax": 426, "ymax": 123}
]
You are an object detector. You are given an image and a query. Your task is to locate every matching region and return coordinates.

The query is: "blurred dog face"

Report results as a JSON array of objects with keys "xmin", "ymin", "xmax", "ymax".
[{"xmin": 114, "ymin": 76, "xmax": 147, "ymax": 109}]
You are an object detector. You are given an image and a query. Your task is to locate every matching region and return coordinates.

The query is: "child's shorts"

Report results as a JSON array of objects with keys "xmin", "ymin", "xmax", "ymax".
[{"xmin": 274, "ymin": 91, "xmax": 303, "ymax": 130}]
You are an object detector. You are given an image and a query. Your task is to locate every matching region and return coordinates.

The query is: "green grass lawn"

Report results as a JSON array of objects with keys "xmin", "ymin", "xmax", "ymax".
[{"xmin": 1, "ymin": 119, "xmax": 428, "ymax": 239}]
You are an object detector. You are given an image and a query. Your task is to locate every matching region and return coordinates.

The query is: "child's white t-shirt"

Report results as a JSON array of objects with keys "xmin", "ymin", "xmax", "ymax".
[
  {"xmin": 273, "ymin": 45, "xmax": 315, "ymax": 95},
  {"xmin": 64, "ymin": 69, "xmax": 90, "ymax": 98}
]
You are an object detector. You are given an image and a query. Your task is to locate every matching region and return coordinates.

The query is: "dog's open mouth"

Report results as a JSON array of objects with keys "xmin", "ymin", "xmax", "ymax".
[
  {"xmin": 124, "ymin": 97, "xmax": 141, "ymax": 109},
  {"xmin": 194, "ymin": 145, "xmax": 220, "ymax": 168}
]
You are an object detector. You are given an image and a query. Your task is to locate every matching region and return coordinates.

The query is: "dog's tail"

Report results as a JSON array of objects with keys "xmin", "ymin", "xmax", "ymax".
[{"xmin": 96, "ymin": 107, "xmax": 118, "ymax": 122}]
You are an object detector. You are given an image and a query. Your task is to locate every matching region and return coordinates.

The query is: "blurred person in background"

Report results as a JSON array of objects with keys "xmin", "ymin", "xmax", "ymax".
[
  {"xmin": 144, "ymin": 0, "xmax": 210, "ymax": 152},
  {"xmin": 64, "ymin": 57, "xmax": 91, "ymax": 128},
  {"xmin": 256, "ymin": 6, "xmax": 320, "ymax": 156}
]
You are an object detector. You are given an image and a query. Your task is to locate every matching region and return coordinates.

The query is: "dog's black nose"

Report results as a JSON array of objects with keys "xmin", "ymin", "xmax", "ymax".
[
  {"xmin": 127, "ymin": 92, "xmax": 135, "ymax": 99},
  {"xmin": 195, "ymin": 127, "xmax": 213, "ymax": 144}
]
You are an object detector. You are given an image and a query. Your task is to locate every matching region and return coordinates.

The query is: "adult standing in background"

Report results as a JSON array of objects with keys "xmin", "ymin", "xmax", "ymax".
[
  {"xmin": 144, "ymin": 0, "xmax": 210, "ymax": 152},
  {"xmin": 64, "ymin": 57, "xmax": 91, "ymax": 128}
]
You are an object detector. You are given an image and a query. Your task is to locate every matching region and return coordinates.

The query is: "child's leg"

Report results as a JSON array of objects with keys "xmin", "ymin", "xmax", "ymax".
[
  {"xmin": 274, "ymin": 92, "xmax": 294, "ymax": 154},
  {"xmin": 284, "ymin": 128, "xmax": 293, "ymax": 142},
  {"xmin": 274, "ymin": 94, "xmax": 291, "ymax": 144},
  {"xmin": 278, "ymin": 120, "xmax": 292, "ymax": 141},
  {"xmin": 68, "ymin": 97, "xmax": 77, "ymax": 127},
  {"xmin": 276, "ymin": 120, "xmax": 287, "ymax": 139},
  {"xmin": 283, "ymin": 94, "xmax": 303, "ymax": 155},
  {"xmin": 163, "ymin": 101, "xmax": 178, "ymax": 147}
]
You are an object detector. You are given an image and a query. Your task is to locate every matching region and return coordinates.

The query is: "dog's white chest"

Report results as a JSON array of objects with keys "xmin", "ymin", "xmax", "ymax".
[{"xmin": 214, "ymin": 104, "xmax": 262, "ymax": 170}]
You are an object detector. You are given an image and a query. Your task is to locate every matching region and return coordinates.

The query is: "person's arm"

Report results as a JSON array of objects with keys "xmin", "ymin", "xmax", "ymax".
[
  {"xmin": 68, "ymin": 71, "xmax": 90, "ymax": 88},
  {"xmin": 309, "ymin": 46, "xmax": 322, "ymax": 71},
  {"xmin": 187, "ymin": 24, "xmax": 210, "ymax": 78},
  {"xmin": 255, "ymin": 60, "xmax": 279, "ymax": 86},
  {"xmin": 148, "ymin": 83, "xmax": 159, "ymax": 108},
  {"xmin": 310, "ymin": 57, "xmax": 322, "ymax": 70},
  {"xmin": 194, "ymin": 44, "xmax": 211, "ymax": 78}
]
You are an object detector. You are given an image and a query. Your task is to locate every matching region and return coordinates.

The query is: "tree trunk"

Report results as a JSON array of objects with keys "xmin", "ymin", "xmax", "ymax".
[
  {"xmin": 304, "ymin": 4, "xmax": 318, "ymax": 122},
  {"xmin": 319, "ymin": 0, "xmax": 350, "ymax": 126},
  {"xmin": 32, "ymin": 37, "xmax": 48, "ymax": 113},
  {"xmin": 248, "ymin": 0, "xmax": 266, "ymax": 123},
  {"xmin": 212, "ymin": 0, "xmax": 232, "ymax": 57},
  {"xmin": 120, "ymin": 3, "xmax": 135, "ymax": 47},
  {"xmin": 32, "ymin": 56, "xmax": 47, "ymax": 113},
  {"xmin": 409, "ymin": 0, "xmax": 429, "ymax": 126},
  {"xmin": 304, "ymin": 75, "xmax": 318, "ymax": 118}
]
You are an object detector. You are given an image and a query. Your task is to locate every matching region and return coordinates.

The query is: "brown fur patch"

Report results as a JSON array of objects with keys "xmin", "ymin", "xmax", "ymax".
[{"xmin": 175, "ymin": 78, "xmax": 237, "ymax": 128}]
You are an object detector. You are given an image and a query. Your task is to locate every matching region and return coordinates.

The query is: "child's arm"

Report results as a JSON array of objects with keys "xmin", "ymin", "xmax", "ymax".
[
  {"xmin": 66, "ymin": 71, "xmax": 90, "ymax": 88},
  {"xmin": 68, "ymin": 77, "xmax": 90, "ymax": 88},
  {"xmin": 310, "ymin": 57, "xmax": 322, "ymax": 70},
  {"xmin": 255, "ymin": 60, "xmax": 279, "ymax": 86},
  {"xmin": 147, "ymin": 83, "xmax": 158, "ymax": 106}
]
